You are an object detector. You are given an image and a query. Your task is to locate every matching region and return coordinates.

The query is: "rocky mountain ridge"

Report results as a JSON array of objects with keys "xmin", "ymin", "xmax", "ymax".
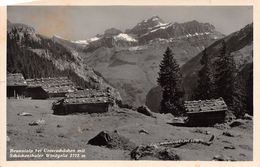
[{"xmin": 66, "ymin": 16, "xmax": 224, "ymax": 52}]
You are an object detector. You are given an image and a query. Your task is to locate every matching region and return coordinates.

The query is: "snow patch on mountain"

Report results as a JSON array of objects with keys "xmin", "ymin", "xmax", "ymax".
[
  {"xmin": 150, "ymin": 23, "xmax": 172, "ymax": 33},
  {"xmin": 114, "ymin": 33, "xmax": 137, "ymax": 42},
  {"xmin": 128, "ymin": 46, "xmax": 147, "ymax": 51},
  {"xmin": 71, "ymin": 36, "xmax": 100, "ymax": 45},
  {"xmin": 185, "ymin": 32, "xmax": 212, "ymax": 38},
  {"xmin": 89, "ymin": 37, "xmax": 100, "ymax": 42},
  {"xmin": 72, "ymin": 40, "xmax": 89, "ymax": 45},
  {"xmin": 53, "ymin": 34, "xmax": 66, "ymax": 40}
]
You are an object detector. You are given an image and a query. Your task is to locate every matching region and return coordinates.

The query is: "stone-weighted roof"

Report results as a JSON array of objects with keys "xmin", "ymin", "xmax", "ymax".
[
  {"xmin": 184, "ymin": 98, "xmax": 228, "ymax": 113},
  {"xmin": 7, "ymin": 73, "xmax": 27, "ymax": 86},
  {"xmin": 63, "ymin": 96, "xmax": 112, "ymax": 104},
  {"xmin": 65, "ymin": 89, "xmax": 111, "ymax": 98},
  {"xmin": 26, "ymin": 77, "xmax": 76, "ymax": 94}
]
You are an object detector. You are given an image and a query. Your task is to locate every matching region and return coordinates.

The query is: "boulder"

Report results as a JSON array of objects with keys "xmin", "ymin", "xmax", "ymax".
[
  {"xmin": 137, "ymin": 105, "xmax": 155, "ymax": 118},
  {"xmin": 243, "ymin": 113, "xmax": 253, "ymax": 120},
  {"xmin": 17, "ymin": 112, "xmax": 32, "ymax": 116},
  {"xmin": 225, "ymin": 110, "xmax": 236, "ymax": 122},
  {"xmin": 28, "ymin": 119, "xmax": 45, "ymax": 126},
  {"xmin": 224, "ymin": 145, "xmax": 236, "ymax": 149},
  {"xmin": 213, "ymin": 154, "xmax": 236, "ymax": 161},
  {"xmin": 222, "ymin": 131, "xmax": 235, "ymax": 137},
  {"xmin": 214, "ymin": 123, "xmax": 230, "ymax": 130},
  {"xmin": 229, "ymin": 119, "xmax": 246, "ymax": 127},
  {"xmin": 88, "ymin": 130, "xmax": 136, "ymax": 151},
  {"xmin": 130, "ymin": 145, "xmax": 180, "ymax": 160}
]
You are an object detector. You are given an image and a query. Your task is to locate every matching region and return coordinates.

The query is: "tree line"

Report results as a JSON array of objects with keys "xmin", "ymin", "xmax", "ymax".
[{"xmin": 7, "ymin": 29, "xmax": 98, "ymax": 89}]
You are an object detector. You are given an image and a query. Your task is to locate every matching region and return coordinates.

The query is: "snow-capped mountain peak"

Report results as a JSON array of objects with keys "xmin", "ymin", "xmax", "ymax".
[{"xmin": 125, "ymin": 16, "xmax": 168, "ymax": 35}]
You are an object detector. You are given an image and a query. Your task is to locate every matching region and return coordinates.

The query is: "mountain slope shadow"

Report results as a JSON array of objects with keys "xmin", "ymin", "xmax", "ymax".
[{"xmin": 145, "ymin": 86, "xmax": 162, "ymax": 113}]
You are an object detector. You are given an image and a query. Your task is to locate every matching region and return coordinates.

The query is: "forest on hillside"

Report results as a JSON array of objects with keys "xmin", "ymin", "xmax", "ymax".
[{"xmin": 7, "ymin": 29, "xmax": 96, "ymax": 89}]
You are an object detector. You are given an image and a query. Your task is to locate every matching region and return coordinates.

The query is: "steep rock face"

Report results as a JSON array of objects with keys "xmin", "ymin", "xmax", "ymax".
[
  {"xmin": 125, "ymin": 16, "xmax": 166, "ymax": 36},
  {"xmin": 146, "ymin": 23, "xmax": 253, "ymax": 113},
  {"xmin": 7, "ymin": 21, "xmax": 39, "ymax": 43},
  {"xmin": 7, "ymin": 21, "xmax": 122, "ymax": 101},
  {"xmin": 104, "ymin": 28, "xmax": 122, "ymax": 37},
  {"xmin": 139, "ymin": 20, "xmax": 222, "ymax": 44}
]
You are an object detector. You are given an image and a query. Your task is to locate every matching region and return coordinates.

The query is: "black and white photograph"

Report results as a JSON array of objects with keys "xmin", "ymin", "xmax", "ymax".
[{"xmin": 5, "ymin": 5, "xmax": 253, "ymax": 161}]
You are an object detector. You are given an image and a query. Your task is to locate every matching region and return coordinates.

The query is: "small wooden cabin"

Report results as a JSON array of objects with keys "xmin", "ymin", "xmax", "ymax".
[
  {"xmin": 52, "ymin": 89, "xmax": 114, "ymax": 115},
  {"xmin": 7, "ymin": 73, "xmax": 27, "ymax": 98},
  {"xmin": 52, "ymin": 97, "xmax": 113, "ymax": 115},
  {"xmin": 184, "ymin": 98, "xmax": 228, "ymax": 126},
  {"xmin": 26, "ymin": 77, "xmax": 77, "ymax": 99}
]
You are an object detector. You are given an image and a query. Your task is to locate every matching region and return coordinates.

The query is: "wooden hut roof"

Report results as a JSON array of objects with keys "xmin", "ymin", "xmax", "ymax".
[
  {"xmin": 184, "ymin": 98, "xmax": 228, "ymax": 113},
  {"xmin": 26, "ymin": 77, "xmax": 76, "ymax": 93},
  {"xmin": 7, "ymin": 73, "xmax": 27, "ymax": 86},
  {"xmin": 63, "ymin": 97, "xmax": 111, "ymax": 105},
  {"xmin": 66, "ymin": 89, "xmax": 110, "ymax": 98}
]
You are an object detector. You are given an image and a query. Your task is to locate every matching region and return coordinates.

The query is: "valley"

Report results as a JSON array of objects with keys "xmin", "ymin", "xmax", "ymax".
[{"xmin": 53, "ymin": 16, "xmax": 225, "ymax": 106}]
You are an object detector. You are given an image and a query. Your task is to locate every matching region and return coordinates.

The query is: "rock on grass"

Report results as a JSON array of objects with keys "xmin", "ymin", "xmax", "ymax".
[
  {"xmin": 88, "ymin": 130, "xmax": 136, "ymax": 151},
  {"xmin": 130, "ymin": 145, "xmax": 180, "ymax": 160},
  {"xmin": 137, "ymin": 105, "xmax": 155, "ymax": 118}
]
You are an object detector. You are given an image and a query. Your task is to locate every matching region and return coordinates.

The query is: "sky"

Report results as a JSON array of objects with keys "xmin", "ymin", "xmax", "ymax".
[{"xmin": 7, "ymin": 6, "xmax": 253, "ymax": 40}]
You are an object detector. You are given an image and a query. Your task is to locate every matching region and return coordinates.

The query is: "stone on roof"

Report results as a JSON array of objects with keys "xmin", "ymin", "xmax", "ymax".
[
  {"xmin": 66, "ymin": 89, "xmax": 111, "ymax": 98},
  {"xmin": 7, "ymin": 73, "xmax": 27, "ymax": 86},
  {"xmin": 63, "ymin": 96, "xmax": 112, "ymax": 104},
  {"xmin": 26, "ymin": 77, "xmax": 76, "ymax": 94},
  {"xmin": 26, "ymin": 77, "xmax": 74, "ymax": 87},
  {"xmin": 184, "ymin": 98, "xmax": 228, "ymax": 113}
]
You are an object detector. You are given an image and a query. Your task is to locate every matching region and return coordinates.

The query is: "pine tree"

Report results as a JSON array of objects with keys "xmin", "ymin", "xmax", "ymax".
[
  {"xmin": 157, "ymin": 47, "xmax": 184, "ymax": 115},
  {"xmin": 195, "ymin": 49, "xmax": 214, "ymax": 100},
  {"xmin": 232, "ymin": 76, "xmax": 247, "ymax": 118},
  {"xmin": 213, "ymin": 40, "xmax": 236, "ymax": 106}
]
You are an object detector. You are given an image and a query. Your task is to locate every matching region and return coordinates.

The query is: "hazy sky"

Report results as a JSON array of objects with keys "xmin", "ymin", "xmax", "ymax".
[{"xmin": 8, "ymin": 6, "xmax": 253, "ymax": 40}]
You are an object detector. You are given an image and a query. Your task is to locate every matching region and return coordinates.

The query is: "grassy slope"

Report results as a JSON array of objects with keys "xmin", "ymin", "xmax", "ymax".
[{"xmin": 7, "ymin": 99, "xmax": 252, "ymax": 160}]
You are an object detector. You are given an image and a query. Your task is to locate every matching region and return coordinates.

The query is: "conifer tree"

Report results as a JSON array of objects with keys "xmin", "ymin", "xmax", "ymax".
[
  {"xmin": 232, "ymin": 76, "xmax": 247, "ymax": 118},
  {"xmin": 195, "ymin": 49, "xmax": 214, "ymax": 100},
  {"xmin": 157, "ymin": 47, "xmax": 184, "ymax": 115},
  {"xmin": 213, "ymin": 40, "xmax": 236, "ymax": 106}
]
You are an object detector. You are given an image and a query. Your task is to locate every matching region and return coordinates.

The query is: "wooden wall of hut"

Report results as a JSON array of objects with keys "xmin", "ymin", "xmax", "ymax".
[
  {"xmin": 26, "ymin": 87, "xmax": 49, "ymax": 99},
  {"xmin": 53, "ymin": 103, "xmax": 111, "ymax": 115},
  {"xmin": 48, "ymin": 92, "xmax": 67, "ymax": 98},
  {"xmin": 7, "ymin": 86, "xmax": 27, "ymax": 98},
  {"xmin": 186, "ymin": 110, "xmax": 226, "ymax": 126}
]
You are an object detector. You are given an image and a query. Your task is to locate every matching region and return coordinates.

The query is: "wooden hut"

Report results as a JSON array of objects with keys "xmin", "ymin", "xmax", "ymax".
[
  {"xmin": 26, "ymin": 77, "xmax": 77, "ymax": 99},
  {"xmin": 7, "ymin": 73, "xmax": 27, "ymax": 98},
  {"xmin": 52, "ymin": 89, "xmax": 114, "ymax": 115},
  {"xmin": 184, "ymin": 98, "xmax": 228, "ymax": 126}
]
